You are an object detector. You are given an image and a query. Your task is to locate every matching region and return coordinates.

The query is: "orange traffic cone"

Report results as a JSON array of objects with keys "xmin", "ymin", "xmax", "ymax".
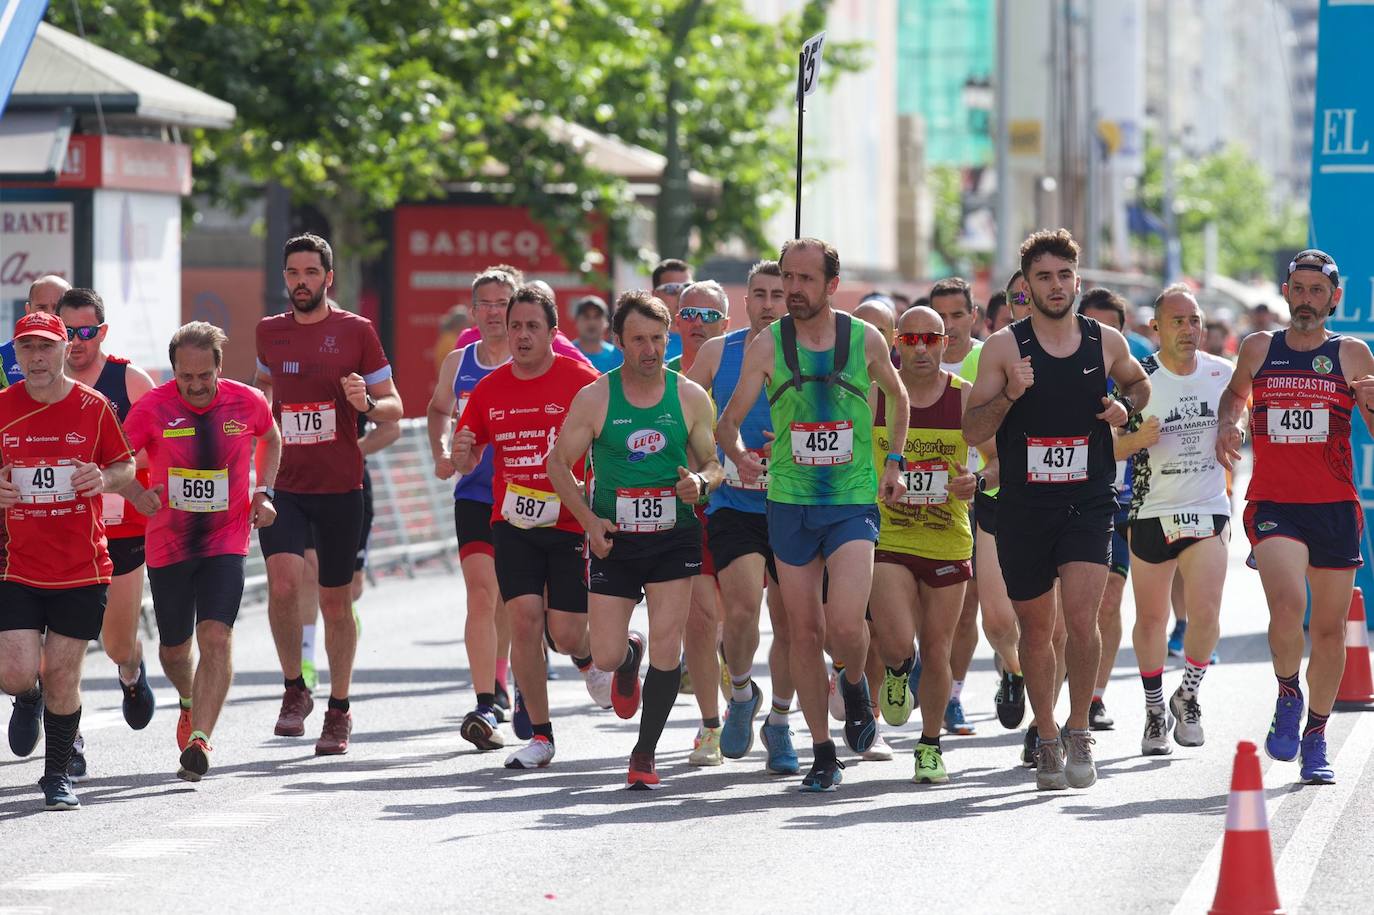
[
  {"xmin": 1209, "ymin": 741, "xmax": 1283, "ymax": 915},
  {"xmin": 1335, "ymin": 587, "xmax": 1374, "ymax": 708}
]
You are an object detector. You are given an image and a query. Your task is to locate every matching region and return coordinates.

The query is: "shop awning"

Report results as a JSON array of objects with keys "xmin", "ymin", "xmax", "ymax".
[{"xmin": 0, "ymin": 107, "xmax": 73, "ymax": 181}]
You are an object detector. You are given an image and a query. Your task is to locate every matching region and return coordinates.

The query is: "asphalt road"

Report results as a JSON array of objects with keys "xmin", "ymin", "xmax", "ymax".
[{"xmin": 3, "ymin": 502, "xmax": 1374, "ymax": 913}]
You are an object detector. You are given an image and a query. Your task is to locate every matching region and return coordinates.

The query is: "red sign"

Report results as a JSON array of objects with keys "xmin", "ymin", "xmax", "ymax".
[
  {"xmin": 2, "ymin": 135, "xmax": 192, "ymax": 195},
  {"xmin": 391, "ymin": 204, "xmax": 610, "ymax": 416}
]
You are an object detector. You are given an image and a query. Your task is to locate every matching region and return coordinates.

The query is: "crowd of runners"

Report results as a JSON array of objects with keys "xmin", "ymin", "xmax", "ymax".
[{"xmin": 3, "ymin": 228, "xmax": 1368, "ymax": 808}]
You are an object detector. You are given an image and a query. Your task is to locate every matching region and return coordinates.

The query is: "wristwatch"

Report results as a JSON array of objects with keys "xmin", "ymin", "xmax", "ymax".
[
  {"xmin": 975, "ymin": 472, "xmax": 987, "ymax": 493},
  {"xmin": 693, "ymin": 472, "xmax": 710, "ymax": 503},
  {"xmin": 364, "ymin": 393, "xmax": 378, "ymax": 414},
  {"xmin": 253, "ymin": 485, "xmax": 274, "ymax": 499},
  {"xmin": 1113, "ymin": 394, "xmax": 1135, "ymax": 415},
  {"xmin": 885, "ymin": 452, "xmax": 906, "ymax": 471}
]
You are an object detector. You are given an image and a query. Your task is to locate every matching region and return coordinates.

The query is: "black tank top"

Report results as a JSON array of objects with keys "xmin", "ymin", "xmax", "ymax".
[
  {"xmin": 996, "ymin": 314, "xmax": 1115, "ymax": 508},
  {"xmin": 94, "ymin": 356, "xmax": 132, "ymax": 422}
]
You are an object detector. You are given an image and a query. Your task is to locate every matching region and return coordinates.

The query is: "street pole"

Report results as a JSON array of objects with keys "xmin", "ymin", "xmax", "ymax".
[
  {"xmin": 995, "ymin": 0, "xmax": 1012, "ymax": 278},
  {"xmin": 1084, "ymin": 0, "xmax": 1099, "ymax": 269},
  {"xmin": 795, "ymin": 51, "xmax": 805, "ymax": 240},
  {"xmin": 1162, "ymin": 0, "xmax": 1180, "ymax": 282}
]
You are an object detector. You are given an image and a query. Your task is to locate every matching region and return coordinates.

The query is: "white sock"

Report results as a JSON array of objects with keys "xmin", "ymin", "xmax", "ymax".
[
  {"xmin": 951, "ymin": 679, "xmax": 965, "ymax": 701},
  {"xmin": 730, "ymin": 671, "xmax": 753, "ymax": 703},
  {"xmin": 766, "ymin": 699, "xmax": 790, "ymax": 727},
  {"xmin": 301, "ymin": 625, "xmax": 317, "ymax": 662}
]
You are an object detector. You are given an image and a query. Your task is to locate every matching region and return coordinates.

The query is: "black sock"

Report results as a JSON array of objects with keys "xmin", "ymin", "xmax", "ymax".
[
  {"xmin": 328, "ymin": 696, "xmax": 350, "ymax": 713},
  {"xmin": 919, "ymin": 734, "xmax": 941, "ymax": 749},
  {"xmin": 532, "ymin": 722, "xmax": 554, "ymax": 744},
  {"xmin": 703, "ymin": 716, "xmax": 721, "ymax": 729},
  {"xmin": 572, "ymin": 654, "xmax": 593, "ymax": 672},
  {"xmin": 476, "ymin": 692, "xmax": 496, "ymax": 709},
  {"xmin": 44, "ymin": 707, "xmax": 81, "ymax": 778},
  {"xmin": 285, "ymin": 675, "xmax": 307, "ymax": 691},
  {"xmin": 617, "ymin": 638, "xmax": 643, "ymax": 675},
  {"xmin": 813, "ymin": 739, "xmax": 837, "ymax": 764},
  {"xmin": 888, "ymin": 656, "xmax": 914, "ymax": 677},
  {"xmin": 1303, "ymin": 710, "xmax": 1329, "ymax": 739},
  {"xmin": 19, "ymin": 685, "xmax": 40, "ymax": 701},
  {"xmin": 1277, "ymin": 671, "xmax": 1302, "ymax": 699},
  {"xmin": 632, "ymin": 665, "xmax": 680, "ymax": 755}
]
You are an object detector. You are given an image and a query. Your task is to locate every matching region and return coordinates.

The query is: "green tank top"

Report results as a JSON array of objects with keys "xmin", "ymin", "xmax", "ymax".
[
  {"xmin": 590, "ymin": 368, "xmax": 698, "ymax": 532},
  {"xmin": 765, "ymin": 313, "xmax": 876, "ymax": 505}
]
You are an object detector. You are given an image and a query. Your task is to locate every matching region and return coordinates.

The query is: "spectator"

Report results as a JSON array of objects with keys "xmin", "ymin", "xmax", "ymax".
[{"xmin": 572, "ymin": 295, "xmax": 622, "ymax": 373}]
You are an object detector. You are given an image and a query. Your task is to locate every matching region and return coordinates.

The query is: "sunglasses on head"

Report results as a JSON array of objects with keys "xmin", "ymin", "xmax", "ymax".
[
  {"xmin": 654, "ymin": 282, "xmax": 687, "ymax": 296},
  {"xmin": 896, "ymin": 331, "xmax": 946, "ymax": 347},
  {"xmin": 678, "ymin": 306, "xmax": 725, "ymax": 324},
  {"xmin": 65, "ymin": 325, "xmax": 102, "ymax": 341}
]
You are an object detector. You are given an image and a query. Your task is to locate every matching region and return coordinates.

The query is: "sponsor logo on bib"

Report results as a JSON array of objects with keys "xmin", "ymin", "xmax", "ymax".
[
  {"xmin": 627, "ymin": 429, "xmax": 666, "ymax": 462},
  {"xmin": 1312, "ymin": 355, "xmax": 1333, "ymax": 374}
]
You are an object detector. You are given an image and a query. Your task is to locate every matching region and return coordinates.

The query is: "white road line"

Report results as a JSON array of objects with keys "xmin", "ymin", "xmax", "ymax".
[
  {"xmin": 1, "ymin": 873, "xmax": 129, "ymax": 892},
  {"xmin": 95, "ymin": 837, "xmax": 218, "ymax": 860},
  {"xmin": 1273, "ymin": 712, "xmax": 1374, "ymax": 908},
  {"xmin": 167, "ymin": 810, "xmax": 284, "ymax": 829},
  {"xmin": 0, "ymin": 907, "xmax": 52, "ymax": 915}
]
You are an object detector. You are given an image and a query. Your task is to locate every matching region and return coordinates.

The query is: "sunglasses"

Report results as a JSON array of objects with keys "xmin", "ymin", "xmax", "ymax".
[
  {"xmin": 65, "ymin": 324, "xmax": 102, "ymax": 341},
  {"xmin": 896, "ymin": 331, "xmax": 946, "ymax": 347},
  {"xmin": 678, "ymin": 306, "xmax": 725, "ymax": 324},
  {"xmin": 654, "ymin": 282, "xmax": 687, "ymax": 296}
]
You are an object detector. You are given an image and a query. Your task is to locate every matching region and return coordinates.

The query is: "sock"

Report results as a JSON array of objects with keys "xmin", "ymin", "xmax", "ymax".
[
  {"xmin": 633, "ymin": 665, "xmax": 681, "ymax": 755},
  {"xmin": 767, "ymin": 699, "xmax": 791, "ymax": 727},
  {"xmin": 572, "ymin": 654, "xmax": 593, "ymax": 672},
  {"xmin": 1277, "ymin": 670, "xmax": 1302, "ymax": 699},
  {"xmin": 702, "ymin": 716, "xmax": 721, "ymax": 730},
  {"xmin": 1141, "ymin": 667, "xmax": 1165, "ymax": 709},
  {"xmin": 1092, "ymin": 688, "xmax": 1105, "ymax": 703},
  {"xmin": 951, "ymin": 680, "xmax": 965, "ymax": 702},
  {"xmin": 189, "ymin": 729, "xmax": 210, "ymax": 745},
  {"xmin": 301, "ymin": 624, "xmax": 317, "ymax": 662},
  {"xmin": 476, "ymin": 692, "xmax": 496, "ymax": 711},
  {"xmin": 1179, "ymin": 656, "xmax": 1210, "ymax": 700},
  {"xmin": 532, "ymin": 722, "xmax": 554, "ymax": 745},
  {"xmin": 285, "ymin": 675, "xmax": 307, "ymax": 691},
  {"xmin": 831, "ymin": 661, "xmax": 845, "ymax": 674},
  {"xmin": 328, "ymin": 696, "xmax": 350, "ymax": 713},
  {"xmin": 118, "ymin": 664, "xmax": 139, "ymax": 687},
  {"xmin": 813, "ymin": 739, "xmax": 837, "ymax": 763},
  {"xmin": 617, "ymin": 638, "xmax": 643, "ymax": 675},
  {"xmin": 1302, "ymin": 710, "xmax": 1329, "ymax": 740},
  {"xmin": 495, "ymin": 657, "xmax": 510, "ymax": 687},
  {"xmin": 919, "ymin": 734, "xmax": 941, "ymax": 750},
  {"xmin": 43, "ymin": 707, "xmax": 81, "ymax": 778},
  {"xmin": 179, "ymin": 696, "xmax": 193, "ymax": 710},
  {"xmin": 730, "ymin": 672, "xmax": 753, "ymax": 703}
]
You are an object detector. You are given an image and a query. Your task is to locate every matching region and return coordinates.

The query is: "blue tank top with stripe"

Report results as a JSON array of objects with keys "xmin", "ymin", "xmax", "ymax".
[
  {"xmin": 453, "ymin": 343, "xmax": 505, "ymax": 503},
  {"xmin": 708, "ymin": 328, "xmax": 773, "ymax": 515}
]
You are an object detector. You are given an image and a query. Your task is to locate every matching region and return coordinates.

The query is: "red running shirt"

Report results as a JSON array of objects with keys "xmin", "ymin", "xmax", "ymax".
[
  {"xmin": 461, "ymin": 356, "xmax": 600, "ymax": 534},
  {"xmin": 256, "ymin": 307, "xmax": 391, "ymax": 494},
  {"xmin": 0, "ymin": 381, "xmax": 134, "ymax": 587},
  {"xmin": 123, "ymin": 379, "xmax": 275, "ymax": 569}
]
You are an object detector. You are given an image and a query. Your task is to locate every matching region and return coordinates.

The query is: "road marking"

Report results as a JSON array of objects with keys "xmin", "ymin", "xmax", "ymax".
[
  {"xmin": 0, "ymin": 907, "xmax": 52, "ymax": 914},
  {"xmin": 168, "ymin": 811, "xmax": 284, "ymax": 829},
  {"xmin": 96, "ymin": 836, "xmax": 218, "ymax": 860},
  {"xmin": 1273, "ymin": 711, "xmax": 1374, "ymax": 908},
  {"xmin": 1, "ymin": 874, "xmax": 129, "ymax": 892}
]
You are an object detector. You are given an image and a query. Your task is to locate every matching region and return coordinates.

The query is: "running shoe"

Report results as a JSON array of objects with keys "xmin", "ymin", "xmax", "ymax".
[
  {"xmin": 880, "ymin": 667, "xmax": 914, "ymax": 727},
  {"xmin": 627, "ymin": 751, "xmax": 659, "ymax": 789},
  {"xmin": 913, "ymin": 743, "xmax": 948, "ymax": 784},
  {"xmin": 863, "ymin": 729, "xmax": 894, "ymax": 762},
  {"xmin": 1142, "ymin": 707, "xmax": 1173, "ymax": 756},
  {"xmin": 505, "ymin": 736, "xmax": 555, "ymax": 770},
  {"xmin": 911, "ymin": 657, "xmax": 923, "ymax": 709},
  {"xmin": 718, "ymin": 648, "xmax": 731, "ymax": 703},
  {"xmin": 1021, "ymin": 725, "xmax": 1038, "ymax": 768},
  {"xmin": 1061, "ymin": 728, "xmax": 1097, "ymax": 788},
  {"xmin": 720, "ymin": 681, "xmax": 763, "ymax": 759},
  {"xmin": 120, "ymin": 659, "xmax": 156, "ymax": 730},
  {"xmin": 995, "ymin": 671, "xmax": 1027, "ymax": 729},
  {"xmin": 177, "ymin": 704, "xmax": 194, "ymax": 751},
  {"xmin": 689, "ymin": 726, "xmax": 724, "ymax": 766},
  {"xmin": 460, "ymin": 707, "xmax": 505, "ymax": 752},
  {"xmin": 1167, "ymin": 620, "xmax": 1187, "ymax": 658},
  {"xmin": 827, "ymin": 669, "xmax": 845, "ymax": 721},
  {"xmin": 613, "ymin": 632, "xmax": 645, "ymax": 720},
  {"xmin": 760, "ymin": 723, "xmax": 800, "ymax": 775},
  {"xmin": 39, "ymin": 773, "xmax": 79, "ymax": 811},
  {"xmin": 678, "ymin": 667, "xmax": 694, "ymax": 695},
  {"xmin": 1169, "ymin": 689, "xmax": 1204, "ymax": 747},
  {"xmin": 512, "ymin": 687, "xmax": 533, "ymax": 740},
  {"xmin": 1299, "ymin": 732, "xmax": 1335, "ymax": 785},
  {"xmin": 943, "ymin": 698, "xmax": 975, "ymax": 736},
  {"xmin": 273, "ymin": 684, "xmax": 314, "ymax": 737},
  {"xmin": 314, "ymin": 708, "xmax": 352, "ymax": 756},
  {"xmin": 839, "ymin": 674, "xmax": 877, "ymax": 754},
  {"xmin": 800, "ymin": 755, "xmax": 845, "ymax": 792},
  {"xmin": 301, "ymin": 658, "xmax": 319, "ymax": 692},
  {"xmin": 1265, "ymin": 694, "xmax": 1304, "ymax": 762},
  {"xmin": 177, "ymin": 735, "xmax": 212, "ymax": 783},
  {"xmin": 353, "ymin": 604, "xmax": 362, "ymax": 638},
  {"xmin": 1088, "ymin": 698, "xmax": 1114, "ymax": 731},
  {"xmin": 582, "ymin": 667, "xmax": 614, "ymax": 710},
  {"xmin": 493, "ymin": 679, "xmax": 511, "ymax": 715},
  {"xmin": 9, "ymin": 686, "xmax": 43, "ymax": 757},
  {"xmin": 1034, "ymin": 735, "xmax": 1068, "ymax": 790},
  {"xmin": 67, "ymin": 733, "xmax": 87, "ymax": 782}
]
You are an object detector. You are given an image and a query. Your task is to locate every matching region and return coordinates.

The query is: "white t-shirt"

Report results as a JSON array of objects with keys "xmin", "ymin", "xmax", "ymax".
[{"xmin": 1130, "ymin": 351, "xmax": 1234, "ymax": 520}]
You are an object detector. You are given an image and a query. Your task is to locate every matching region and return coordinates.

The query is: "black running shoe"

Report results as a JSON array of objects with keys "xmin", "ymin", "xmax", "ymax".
[
  {"xmin": 839, "ymin": 674, "xmax": 876, "ymax": 753},
  {"xmin": 995, "ymin": 671, "xmax": 1027, "ymax": 729},
  {"xmin": 9, "ymin": 686, "xmax": 43, "ymax": 757},
  {"xmin": 67, "ymin": 732, "xmax": 87, "ymax": 781},
  {"xmin": 1088, "ymin": 698, "xmax": 1115, "ymax": 731},
  {"xmin": 800, "ymin": 756, "xmax": 846, "ymax": 792},
  {"xmin": 121, "ymin": 660, "xmax": 156, "ymax": 730},
  {"xmin": 492, "ymin": 680, "xmax": 511, "ymax": 722},
  {"xmin": 40, "ymin": 773, "xmax": 79, "ymax": 810},
  {"xmin": 1021, "ymin": 725, "xmax": 1038, "ymax": 768}
]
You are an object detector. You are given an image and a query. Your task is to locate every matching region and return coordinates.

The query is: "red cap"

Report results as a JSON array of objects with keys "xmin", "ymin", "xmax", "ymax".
[{"xmin": 14, "ymin": 312, "xmax": 67, "ymax": 343}]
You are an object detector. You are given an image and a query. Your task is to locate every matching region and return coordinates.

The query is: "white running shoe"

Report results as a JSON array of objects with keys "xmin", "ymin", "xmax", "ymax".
[
  {"xmin": 583, "ymin": 667, "xmax": 614, "ymax": 710},
  {"xmin": 827, "ymin": 670, "xmax": 845, "ymax": 722},
  {"xmin": 1141, "ymin": 707, "xmax": 1173, "ymax": 756},
  {"xmin": 1169, "ymin": 689, "xmax": 1205, "ymax": 748},
  {"xmin": 504, "ymin": 737, "xmax": 555, "ymax": 769},
  {"xmin": 689, "ymin": 726, "xmax": 724, "ymax": 766},
  {"xmin": 862, "ymin": 729, "xmax": 894, "ymax": 761}
]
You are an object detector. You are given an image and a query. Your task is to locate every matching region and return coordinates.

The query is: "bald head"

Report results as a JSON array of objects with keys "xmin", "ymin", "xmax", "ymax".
[
  {"xmin": 895, "ymin": 305, "xmax": 947, "ymax": 373},
  {"xmin": 26, "ymin": 275, "xmax": 71, "ymax": 315},
  {"xmin": 854, "ymin": 300, "xmax": 896, "ymax": 341},
  {"xmin": 899, "ymin": 305, "xmax": 945, "ymax": 335}
]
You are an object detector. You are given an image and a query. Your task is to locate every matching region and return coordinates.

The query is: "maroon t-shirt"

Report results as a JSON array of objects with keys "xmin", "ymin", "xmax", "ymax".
[{"xmin": 255, "ymin": 307, "xmax": 392, "ymax": 494}]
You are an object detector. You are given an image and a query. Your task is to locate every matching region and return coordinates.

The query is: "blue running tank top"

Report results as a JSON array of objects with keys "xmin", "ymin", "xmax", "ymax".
[
  {"xmin": 708, "ymin": 328, "xmax": 773, "ymax": 515},
  {"xmin": 453, "ymin": 342, "xmax": 508, "ymax": 503}
]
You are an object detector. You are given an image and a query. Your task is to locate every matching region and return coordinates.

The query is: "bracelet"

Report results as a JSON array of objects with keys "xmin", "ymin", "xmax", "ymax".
[
  {"xmin": 253, "ymin": 485, "xmax": 274, "ymax": 499},
  {"xmin": 1113, "ymin": 394, "xmax": 1135, "ymax": 415},
  {"xmin": 885, "ymin": 452, "xmax": 906, "ymax": 471}
]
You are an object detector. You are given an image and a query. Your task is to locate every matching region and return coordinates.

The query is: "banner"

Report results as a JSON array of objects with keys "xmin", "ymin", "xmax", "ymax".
[
  {"xmin": 0, "ymin": 200, "xmax": 72, "ymax": 325},
  {"xmin": 0, "ymin": 0, "xmax": 47, "ymax": 118}
]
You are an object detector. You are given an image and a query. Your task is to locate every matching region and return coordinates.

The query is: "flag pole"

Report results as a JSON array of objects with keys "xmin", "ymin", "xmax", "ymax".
[{"xmin": 794, "ymin": 50, "xmax": 805, "ymax": 240}]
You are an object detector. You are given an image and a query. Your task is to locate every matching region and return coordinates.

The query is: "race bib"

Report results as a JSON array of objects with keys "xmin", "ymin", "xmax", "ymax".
[
  {"xmin": 501, "ymin": 482, "xmax": 561, "ymax": 530},
  {"xmin": 723, "ymin": 450, "xmax": 768, "ymax": 491},
  {"xmin": 456, "ymin": 392, "xmax": 470, "ymax": 421},
  {"xmin": 1027, "ymin": 436, "xmax": 1090, "ymax": 483},
  {"xmin": 790, "ymin": 421, "xmax": 853, "ymax": 466},
  {"xmin": 101, "ymin": 493, "xmax": 126, "ymax": 525},
  {"xmin": 168, "ymin": 467, "xmax": 230, "ymax": 513},
  {"xmin": 901, "ymin": 460, "xmax": 949, "ymax": 505},
  {"xmin": 1160, "ymin": 511, "xmax": 1214, "ymax": 544},
  {"xmin": 281, "ymin": 402, "xmax": 337, "ymax": 445},
  {"xmin": 1269, "ymin": 402, "xmax": 1329, "ymax": 444},
  {"xmin": 615, "ymin": 486, "xmax": 676, "ymax": 533},
  {"xmin": 13, "ymin": 459, "xmax": 77, "ymax": 504}
]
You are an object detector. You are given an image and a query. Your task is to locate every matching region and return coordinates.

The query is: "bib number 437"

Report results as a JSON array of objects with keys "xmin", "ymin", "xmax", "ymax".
[{"xmin": 1027, "ymin": 436, "xmax": 1089, "ymax": 483}]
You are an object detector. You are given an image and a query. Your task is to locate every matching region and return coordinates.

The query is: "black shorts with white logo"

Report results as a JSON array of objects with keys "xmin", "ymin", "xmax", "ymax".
[
  {"xmin": 1130, "ymin": 514, "xmax": 1229, "ymax": 565},
  {"xmin": 995, "ymin": 497, "xmax": 1115, "ymax": 602},
  {"xmin": 492, "ymin": 522, "xmax": 587, "ymax": 613},
  {"xmin": 706, "ymin": 507, "xmax": 778, "ymax": 583},
  {"xmin": 108, "ymin": 536, "xmax": 146, "ymax": 577},
  {"xmin": 0, "ymin": 581, "xmax": 108, "ymax": 642},
  {"xmin": 148, "ymin": 554, "xmax": 247, "ymax": 646},
  {"xmin": 586, "ymin": 526, "xmax": 702, "ymax": 601}
]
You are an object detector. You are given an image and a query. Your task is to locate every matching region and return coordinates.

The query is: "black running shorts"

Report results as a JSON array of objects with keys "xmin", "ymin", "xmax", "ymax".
[
  {"xmin": 995, "ymin": 498, "xmax": 1115, "ymax": 602},
  {"xmin": 148, "ymin": 554, "xmax": 247, "ymax": 646},
  {"xmin": 0, "ymin": 581, "xmax": 108, "ymax": 642},
  {"xmin": 492, "ymin": 522, "xmax": 587, "ymax": 613},
  {"xmin": 258, "ymin": 489, "xmax": 365, "ymax": 588},
  {"xmin": 586, "ymin": 527, "xmax": 702, "ymax": 601},
  {"xmin": 706, "ymin": 507, "xmax": 778, "ymax": 583}
]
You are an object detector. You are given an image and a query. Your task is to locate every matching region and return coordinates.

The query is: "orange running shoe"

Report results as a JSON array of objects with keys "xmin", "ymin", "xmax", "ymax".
[
  {"xmin": 177, "ymin": 704, "xmax": 193, "ymax": 751},
  {"xmin": 626, "ymin": 751, "xmax": 659, "ymax": 790}
]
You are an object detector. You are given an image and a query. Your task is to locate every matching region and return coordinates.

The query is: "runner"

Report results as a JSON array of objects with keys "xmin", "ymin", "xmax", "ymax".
[
  {"xmin": 122, "ymin": 322, "xmax": 281, "ymax": 781},
  {"xmin": 57, "ymin": 288, "xmax": 158, "ymax": 769},
  {"xmin": 572, "ymin": 295, "xmax": 622, "ymax": 372},
  {"xmin": 685, "ymin": 260, "xmax": 799, "ymax": 774},
  {"xmin": 652, "ymin": 258, "xmax": 694, "ymax": 362},
  {"xmin": 869, "ymin": 306, "xmax": 993, "ymax": 784},
  {"xmin": 429, "ymin": 268, "xmax": 514, "ymax": 743},
  {"xmin": 1220, "ymin": 249, "xmax": 1374, "ymax": 785},
  {"xmin": 0, "ymin": 275, "xmax": 70, "ymax": 387},
  {"xmin": 0, "ymin": 311, "xmax": 135, "ymax": 809},
  {"xmin": 256, "ymin": 233, "xmax": 403, "ymax": 755},
  {"xmin": 451, "ymin": 285, "xmax": 616, "ymax": 767},
  {"xmin": 548, "ymin": 290, "xmax": 722, "ymax": 789},
  {"xmin": 717, "ymin": 237, "xmax": 910, "ymax": 791},
  {"xmin": 1123, "ymin": 286, "xmax": 1233, "ymax": 756},
  {"xmin": 963, "ymin": 229, "xmax": 1149, "ymax": 790}
]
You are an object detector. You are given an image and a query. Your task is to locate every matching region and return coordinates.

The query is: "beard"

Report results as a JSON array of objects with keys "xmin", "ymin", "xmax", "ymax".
[
  {"xmin": 786, "ymin": 293, "xmax": 825, "ymax": 321},
  {"xmin": 1029, "ymin": 287, "xmax": 1074, "ymax": 319},
  {"xmin": 293, "ymin": 284, "xmax": 327, "ymax": 313}
]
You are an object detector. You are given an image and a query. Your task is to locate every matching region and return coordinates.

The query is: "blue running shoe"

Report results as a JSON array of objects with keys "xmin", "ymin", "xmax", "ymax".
[
  {"xmin": 839, "ymin": 675, "xmax": 876, "ymax": 753},
  {"xmin": 1300, "ymin": 732, "xmax": 1335, "ymax": 785},
  {"xmin": 911, "ymin": 657, "xmax": 923, "ymax": 709},
  {"xmin": 799, "ymin": 755, "xmax": 845, "ymax": 792},
  {"xmin": 1264, "ymin": 694, "xmax": 1304, "ymax": 762},
  {"xmin": 39, "ymin": 774, "xmax": 79, "ymax": 811},
  {"xmin": 944, "ymin": 697, "xmax": 975, "ymax": 736},
  {"xmin": 760, "ymin": 722, "xmax": 800, "ymax": 775},
  {"xmin": 1167, "ymin": 621, "xmax": 1187, "ymax": 659},
  {"xmin": 512, "ymin": 686, "xmax": 533, "ymax": 741},
  {"xmin": 720, "ymin": 681, "xmax": 763, "ymax": 759}
]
